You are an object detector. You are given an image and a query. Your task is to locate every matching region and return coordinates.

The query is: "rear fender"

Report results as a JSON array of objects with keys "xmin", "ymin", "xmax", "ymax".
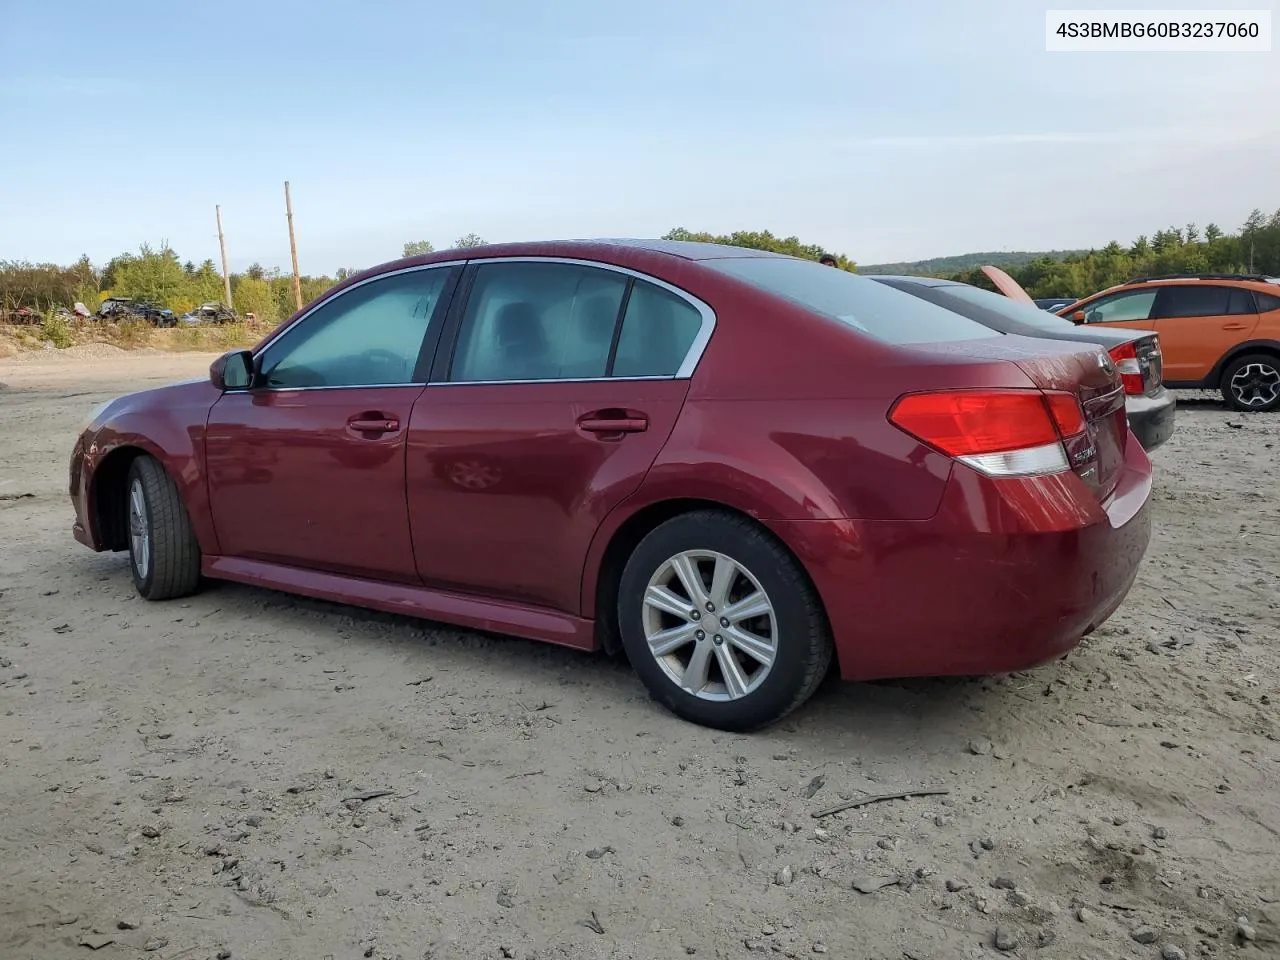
[{"xmin": 1206, "ymin": 339, "xmax": 1280, "ymax": 387}]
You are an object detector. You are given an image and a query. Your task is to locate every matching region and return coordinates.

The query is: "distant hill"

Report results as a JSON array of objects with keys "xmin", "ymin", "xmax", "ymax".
[{"xmin": 857, "ymin": 249, "xmax": 1087, "ymax": 276}]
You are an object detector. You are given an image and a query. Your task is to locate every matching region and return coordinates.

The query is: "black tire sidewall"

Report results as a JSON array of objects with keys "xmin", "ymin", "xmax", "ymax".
[
  {"xmin": 1222, "ymin": 354, "xmax": 1280, "ymax": 412},
  {"xmin": 617, "ymin": 512, "xmax": 823, "ymax": 731},
  {"xmin": 126, "ymin": 459, "xmax": 157, "ymax": 596}
]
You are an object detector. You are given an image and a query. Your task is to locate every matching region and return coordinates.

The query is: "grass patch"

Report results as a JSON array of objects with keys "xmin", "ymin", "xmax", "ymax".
[
  {"xmin": 40, "ymin": 311, "xmax": 75, "ymax": 349},
  {"xmin": 0, "ymin": 320, "xmax": 264, "ymax": 355}
]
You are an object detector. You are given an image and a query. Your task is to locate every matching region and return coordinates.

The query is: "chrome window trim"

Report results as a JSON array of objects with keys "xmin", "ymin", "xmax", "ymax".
[
  {"xmin": 238, "ymin": 383, "xmax": 428, "ymax": 394},
  {"xmin": 236, "ymin": 255, "xmax": 717, "ymax": 393},
  {"xmin": 247, "ymin": 260, "xmax": 467, "ymax": 389},
  {"xmin": 446, "ymin": 256, "xmax": 717, "ymax": 383},
  {"xmin": 426, "ymin": 375, "xmax": 673, "ymax": 389}
]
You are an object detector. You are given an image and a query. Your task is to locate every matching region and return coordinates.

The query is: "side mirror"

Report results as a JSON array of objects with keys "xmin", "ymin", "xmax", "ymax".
[
  {"xmin": 1070, "ymin": 310, "xmax": 1087, "ymax": 324},
  {"xmin": 210, "ymin": 349, "xmax": 255, "ymax": 390}
]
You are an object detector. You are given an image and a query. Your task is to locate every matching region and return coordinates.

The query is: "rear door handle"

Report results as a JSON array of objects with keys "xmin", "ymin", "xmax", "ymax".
[
  {"xmin": 579, "ymin": 417, "xmax": 647, "ymax": 433},
  {"xmin": 348, "ymin": 416, "xmax": 400, "ymax": 433},
  {"xmin": 1222, "ymin": 323, "xmax": 1248, "ymax": 330}
]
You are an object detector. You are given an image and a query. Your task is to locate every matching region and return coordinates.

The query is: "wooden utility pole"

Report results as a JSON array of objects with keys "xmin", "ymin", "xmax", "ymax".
[
  {"xmin": 215, "ymin": 205, "xmax": 233, "ymax": 309},
  {"xmin": 284, "ymin": 181, "xmax": 303, "ymax": 310}
]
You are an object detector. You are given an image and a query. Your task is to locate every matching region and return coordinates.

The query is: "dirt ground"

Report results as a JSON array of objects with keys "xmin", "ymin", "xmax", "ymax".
[{"xmin": 1, "ymin": 348, "xmax": 1278, "ymax": 960}]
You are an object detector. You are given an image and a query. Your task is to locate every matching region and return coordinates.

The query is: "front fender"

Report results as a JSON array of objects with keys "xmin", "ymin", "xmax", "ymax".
[{"xmin": 83, "ymin": 381, "xmax": 223, "ymax": 556}]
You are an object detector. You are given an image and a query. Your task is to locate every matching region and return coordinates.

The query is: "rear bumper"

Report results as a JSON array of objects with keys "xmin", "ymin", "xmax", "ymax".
[
  {"xmin": 1125, "ymin": 390, "xmax": 1176, "ymax": 452},
  {"xmin": 768, "ymin": 437, "xmax": 1153, "ymax": 682}
]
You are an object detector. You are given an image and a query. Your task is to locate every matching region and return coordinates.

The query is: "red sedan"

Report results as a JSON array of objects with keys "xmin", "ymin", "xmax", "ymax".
[{"xmin": 69, "ymin": 240, "xmax": 1153, "ymax": 731}]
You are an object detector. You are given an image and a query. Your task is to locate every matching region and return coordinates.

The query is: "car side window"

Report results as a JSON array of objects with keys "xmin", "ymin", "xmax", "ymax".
[
  {"xmin": 257, "ymin": 268, "xmax": 452, "ymax": 389},
  {"xmin": 1227, "ymin": 287, "xmax": 1259, "ymax": 315},
  {"xmin": 1081, "ymin": 290, "xmax": 1158, "ymax": 323},
  {"xmin": 1256, "ymin": 292, "xmax": 1280, "ymax": 313},
  {"xmin": 448, "ymin": 262, "xmax": 627, "ymax": 382},
  {"xmin": 612, "ymin": 280, "xmax": 704, "ymax": 377},
  {"xmin": 1154, "ymin": 285, "xmax": 1232, "ymax": 319}
]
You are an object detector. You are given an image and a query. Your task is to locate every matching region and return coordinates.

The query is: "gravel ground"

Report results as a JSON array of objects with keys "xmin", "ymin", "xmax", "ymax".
[{"xmin": 1, "ymin": 353, "xmax": 1278, "ymax": 960}]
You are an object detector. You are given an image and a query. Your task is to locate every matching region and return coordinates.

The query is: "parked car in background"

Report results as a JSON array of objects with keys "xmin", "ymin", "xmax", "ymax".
[
  {"xmin": 870, "ymin": 272, "xmax": 1175, "ymax": 450},
  {"xmin": 1, "ymin": 306, "xmax": 44, "ymax": 325},
  {"xmin": 69, "ymin": 240, "xmax": 1153, "ymax": 731},
  {"xmin": 181, "ymin": 301, "xmax": 239, "ymax": 325},
  {"xmin": 1035, "ymin": 297, "xmax": 1076, "ymax": 312},
  {"xmin": 1054, "ymin": 274, "xmax": 1280, "ymax": 412},
  {"xmin": 98, "ymin": 297, "xmax": 178, "ymax": 327}
]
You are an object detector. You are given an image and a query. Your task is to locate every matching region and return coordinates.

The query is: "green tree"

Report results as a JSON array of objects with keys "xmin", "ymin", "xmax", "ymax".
[
  {"xmin": 454, "ymin": 233, "xmax": 486, "ymax": 248},
  {"xmin": 232, "ymin": 276, "xmax": 279, "ymax": 324},
  {"xmin": 402, "ymin": 240, "xmax": 434, "ymax": 257},
  {"xmin": 662, "ymin": 227, "xmax": 856, "ymax": 270},
  {"xmin": 112, "ymin": 243, "xmax": 186, "ymax": 308}
]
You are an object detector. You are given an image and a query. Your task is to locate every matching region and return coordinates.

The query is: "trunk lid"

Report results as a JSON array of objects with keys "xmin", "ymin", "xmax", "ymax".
[
  {"xmin": 913, "ymin": 335, "xmax": 1129, "ymax": 500},
  {"xmin": 981, "ymin": 264, "xmax": 1037, "ymax": 304},
  {"xmin": 1013, "ymin": 346, "xmax": 1128, "ymax": 500}
]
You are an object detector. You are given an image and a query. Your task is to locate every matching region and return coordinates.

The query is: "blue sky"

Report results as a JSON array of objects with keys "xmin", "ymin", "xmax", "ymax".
[{"xmin": 1, "ymin": 0, "xmax": 1276, "ymax": 274}]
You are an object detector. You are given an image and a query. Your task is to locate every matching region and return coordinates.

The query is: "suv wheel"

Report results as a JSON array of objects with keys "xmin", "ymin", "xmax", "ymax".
[
  {"xmin": 617, "ymin": 510, "xmax": 833, "ymax": 731},
  {"xmin": 1221, "ymin": 353, "xmax": 1280, "ymax": 412}
]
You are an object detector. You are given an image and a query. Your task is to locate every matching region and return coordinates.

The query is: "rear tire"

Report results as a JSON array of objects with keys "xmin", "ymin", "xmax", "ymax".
[
  {"xmin": 617, "ymin": 509, "xmax": 833, "ymax": 731},
  {"xmin": 1220, "ymin": 353, "xmax": 1280, "ymax": 412},
  {"xmin": 126, "ymin": 456, "xmax": 202, "ymax": 601}
]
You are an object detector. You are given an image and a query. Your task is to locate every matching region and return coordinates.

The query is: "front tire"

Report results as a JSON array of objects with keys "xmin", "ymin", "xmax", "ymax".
[
  {"xmin": 1221, "ymin": 353, "xmax": 1280, "ymax": 412},
  {"xmin": 126, "ymin": 456, "xmax": 202, "ymax": 600},
  {"xmin": 617, "ymin": 510, "xmax": 833, "ymax": 731}
]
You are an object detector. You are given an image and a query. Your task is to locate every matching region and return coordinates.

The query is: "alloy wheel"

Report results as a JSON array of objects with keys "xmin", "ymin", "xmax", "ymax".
[
  {"xmin": 1229, "ymin": 361, "xmax": 1280, "ymax": 409},
  {"xmin": 129, "ymin": 477, "xmax": 150, "ymax": 579},
  {"xmin": 642, "ymin": 550, "xmax": 777, "ymax": 701}
]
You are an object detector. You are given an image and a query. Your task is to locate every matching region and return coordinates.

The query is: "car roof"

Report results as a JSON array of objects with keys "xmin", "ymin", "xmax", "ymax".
[
  {"xmin": 1078, "ymin": 274, "xmax": 1280, "ymax": 302},
  {"xmin": 405, "ymin": 238, "xmax": 796, "ymax": 265},
  {"xmin": 864, "ymin": 274, "xmax": 960, "ymax": 288}
]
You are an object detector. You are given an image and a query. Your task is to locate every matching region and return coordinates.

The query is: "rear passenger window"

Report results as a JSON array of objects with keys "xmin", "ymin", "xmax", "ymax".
[
  {"xmin": 1227, "ymin": 287, "xmax": 1258, "ymax": 314},
  {"xmin": 612, "ymin": 280, "xmax": 703, "ymax": 377},
  {"xmin": 448, "ymin": 262, "xmax": 627, "ymax": 382},
  {"xmin": 1255, "ymin": 292, "xmax": 1280, "ymax": 313},
  {"xmin": 1156, "ymin": 285, "xmax": 1232, "ymax": 318}
]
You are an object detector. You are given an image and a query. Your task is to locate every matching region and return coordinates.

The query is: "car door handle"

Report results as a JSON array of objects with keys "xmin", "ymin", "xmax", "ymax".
[
  {"xmin": 1222, "ymin": 323, "xmax": 1248, "ymax": 330},
  {"xmin": 348, "ymin": 416, "xmax": 400, "ymax": 433},
  {"xmin": 578, "ymin": 415, "xmax": 648, "ymax": 435}
]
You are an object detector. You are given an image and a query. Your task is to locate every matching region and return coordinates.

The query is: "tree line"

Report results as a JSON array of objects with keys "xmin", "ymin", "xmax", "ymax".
[
  {"xmin": 942, "ymin": 208, "xmax": 1280, "ymax": 298},
  {"xmin": 0, "ymin": 233, "xmax": 491, "ymax": 326},
  {"xmin": 4, "ymin": 210, "xmax": 1277, "ymax": 325}
]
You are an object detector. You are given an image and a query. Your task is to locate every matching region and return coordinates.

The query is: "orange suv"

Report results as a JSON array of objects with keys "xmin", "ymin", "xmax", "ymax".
[{"xmin": 1057, "ymin": 274, "xmax": 1280, "ymax": 412}]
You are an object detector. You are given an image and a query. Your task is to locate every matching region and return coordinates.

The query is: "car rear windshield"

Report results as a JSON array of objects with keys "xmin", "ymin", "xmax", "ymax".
[
  {"xmin": 702, "ymin": 257, "xmax": 1000, "ymax": 345},
  {"xmin": 932, "ymin": 283, "xmax": 1082, "ymax": 331}
]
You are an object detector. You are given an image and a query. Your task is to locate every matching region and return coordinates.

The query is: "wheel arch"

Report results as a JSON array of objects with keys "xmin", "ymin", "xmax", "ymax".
[
  {"xmin": 1208, "ymin": 339, "xmax": 1280, "ymax": 387},
  {"xmin": 584, "ymin": 496, "xmax": 828, "ymax": 658},
  {"xmin": 90, "ymin": 444, "xmax": 156, "ymax": 551}
]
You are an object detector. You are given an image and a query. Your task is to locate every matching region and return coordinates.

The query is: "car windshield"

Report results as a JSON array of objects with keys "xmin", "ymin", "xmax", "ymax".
[
  {"xmin": 933, "ymin": 284, "xmax": 1083, "ymax": 330},
  {"xmin": 702, "ymin": 257, "xmax": 999, "ymax": 345}
]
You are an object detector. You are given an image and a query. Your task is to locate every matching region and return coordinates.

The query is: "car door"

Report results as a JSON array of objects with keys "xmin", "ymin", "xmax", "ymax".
[
  {"xmin": 205, "ymin": 264, "xmax": 460, "ymax": 583},
  {"xmin": 405, "ymin": 258, "xmax": 710, "ymax": 614},
  {"xmin": 1149, "ymin": 284, "xmax": 1260, "ymax": 382}
]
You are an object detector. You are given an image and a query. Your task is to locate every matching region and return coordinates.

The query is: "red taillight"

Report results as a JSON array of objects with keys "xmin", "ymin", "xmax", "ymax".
[
  {"xmin": 889, "ymin": 389, "xmax": 1085, "ymax": 478},
  {"xmin": 1042, "ymin": 391, "xmax": 1087, "ymax": 437},
  {"xmin": 1109, "ymin": 342, "xmax": 1144, "ymax": 395}
]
